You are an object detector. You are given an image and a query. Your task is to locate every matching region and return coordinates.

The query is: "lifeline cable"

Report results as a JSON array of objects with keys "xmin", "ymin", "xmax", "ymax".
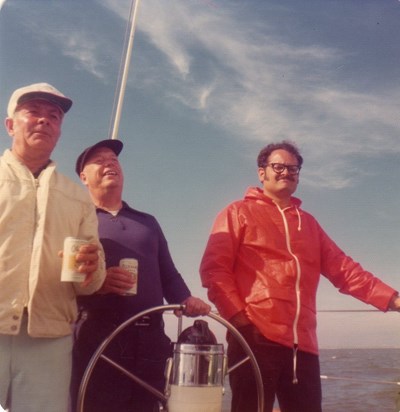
[{"xmin": 320, "ymin": 374, "xmax": 400, "ymax": 386}]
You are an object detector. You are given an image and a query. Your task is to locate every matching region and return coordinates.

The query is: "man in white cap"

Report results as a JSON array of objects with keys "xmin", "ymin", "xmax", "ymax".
[{"xmin": 0, "ymin": 83, "xmax": 106, "ymax": 412}]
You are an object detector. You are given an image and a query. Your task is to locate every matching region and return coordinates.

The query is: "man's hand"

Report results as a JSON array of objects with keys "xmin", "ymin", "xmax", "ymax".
[
  {"xmin": 388, "ymin": 294, "xmax": 400, "ymax": 312},
  {"xmin": 228, "ymin": 311, "xmax": 252, "ymax": 328},
  {"xmin": 177, "ymin": 296, "xmax": 211, "ymax": 317},
  {"xmin": 98, "ymin": 266, "xmax": 135, "ymax": 295},
  {"xmin": 75, "ymin": 243, "xmax": 100, "ymax": 287}
]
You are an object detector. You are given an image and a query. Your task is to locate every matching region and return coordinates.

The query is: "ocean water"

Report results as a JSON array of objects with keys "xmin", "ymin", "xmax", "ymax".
[
  {"xmin": 1, "ymin": 347, "xmax": 397, "ymax": 412},
  {"xmin": 221, "ymin": 348, "xmax": 400, "ymax": 412},
  {"xmin": 320, "ymin": 349, "xmax": 400, "ymax": 412}
]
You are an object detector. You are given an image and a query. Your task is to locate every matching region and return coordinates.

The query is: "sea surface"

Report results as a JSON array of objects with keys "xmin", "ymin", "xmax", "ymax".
[
  {"xmin": 0, "ymin": 348, "xmax": 398, "ymax": 412},
  {"xmin": 221, "ymin": 348, "xmax": 400, "ymax": 412}
]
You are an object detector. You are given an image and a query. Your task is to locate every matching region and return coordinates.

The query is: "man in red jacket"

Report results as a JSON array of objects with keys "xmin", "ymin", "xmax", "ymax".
[{"xmin": 200, "ymin": 141, "xmax": 400, "ymax": 412}]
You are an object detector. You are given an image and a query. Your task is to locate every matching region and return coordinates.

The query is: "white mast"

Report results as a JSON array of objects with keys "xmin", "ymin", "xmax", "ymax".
[{"xmin": 109, "ymin": 0, "xmax": 142, "ymax": 140}]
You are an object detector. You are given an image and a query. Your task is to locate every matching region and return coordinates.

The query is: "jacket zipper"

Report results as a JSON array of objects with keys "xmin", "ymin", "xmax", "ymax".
[{"xmin": 276, "ymin": 203, "xmax": 301, "ymax": 384}]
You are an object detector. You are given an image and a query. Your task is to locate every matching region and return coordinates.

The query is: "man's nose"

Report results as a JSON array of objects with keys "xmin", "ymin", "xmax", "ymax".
[{"xmin": 38, "ymin": 116, "xmax": 50, "ymax": 125}]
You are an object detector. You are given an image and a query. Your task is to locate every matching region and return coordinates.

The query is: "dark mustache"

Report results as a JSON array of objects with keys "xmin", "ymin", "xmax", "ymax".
[{"xmin": 277, "ymin": 175, "xmax": 295, "ymax": 181}]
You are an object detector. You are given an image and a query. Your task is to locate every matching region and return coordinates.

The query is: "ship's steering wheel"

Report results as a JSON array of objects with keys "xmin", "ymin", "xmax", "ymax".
[{"xmin": 77, "ymin": 304, "xmax": 264, "ymax": 412}]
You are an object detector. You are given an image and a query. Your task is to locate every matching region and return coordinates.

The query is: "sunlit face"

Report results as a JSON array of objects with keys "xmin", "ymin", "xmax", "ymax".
[
  {"xmin": 5, "ymin": 99, "xmax": 63, "ymax": 157},
  {"xmin": 80, "ymin": 147, "xmax": 124, "ymax": 191},
  {"xmin": 257, "ymin": 149, "xmax": 300, "ymax": 201}
]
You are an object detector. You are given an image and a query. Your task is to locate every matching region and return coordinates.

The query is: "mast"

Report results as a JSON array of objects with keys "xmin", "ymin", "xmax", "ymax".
[{"xmin": 109, "ymin": 0, "xmax": 142, "ymax": 140}]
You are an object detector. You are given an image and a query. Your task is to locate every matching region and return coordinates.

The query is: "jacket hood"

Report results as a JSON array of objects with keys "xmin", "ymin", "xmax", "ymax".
[{"xmin": 244, "ymin": 186, "xmax": 302, "ymax": 208}]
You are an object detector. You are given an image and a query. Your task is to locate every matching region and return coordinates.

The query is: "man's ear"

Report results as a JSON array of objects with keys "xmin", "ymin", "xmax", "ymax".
[
  {"xmin": 257, "ymin": 167, "xmax": 266, "ymax": 183},
  {"xmin": 4, "ymin": 118, "xmax": 14, "ymax": 136},
  {"xmin": 79, "ymin": 171, "xmax": 88, "ymax": 185}
]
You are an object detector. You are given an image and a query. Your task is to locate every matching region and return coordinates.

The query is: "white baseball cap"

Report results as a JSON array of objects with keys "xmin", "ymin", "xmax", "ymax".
[{"xmin": 7, "ymin": 82, "xmax": 73, "ymax": 117}]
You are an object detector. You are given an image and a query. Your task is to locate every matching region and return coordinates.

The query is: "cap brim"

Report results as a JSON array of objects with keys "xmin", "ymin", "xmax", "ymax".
[
  {"xmin": 75, "ymin": 139, "xmax": 123, "ymax": 175},
  {"xmin": 18, "ymin": 92, "xmax": 73, "ymax": 114}
]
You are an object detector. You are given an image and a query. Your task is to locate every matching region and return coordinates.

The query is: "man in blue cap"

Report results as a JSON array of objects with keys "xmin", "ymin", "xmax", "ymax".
[{"xmin": 71, "ymin": 139, "xmax": 210, "ymax": 412}]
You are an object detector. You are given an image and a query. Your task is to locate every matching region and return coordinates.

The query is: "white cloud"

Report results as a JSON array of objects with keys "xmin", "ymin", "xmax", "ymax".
[
  {"xmin": 124, "ymin": 0, "xmax": 400, "ymax": 188},
  {"xmin": 15, "ymin": 0, "xmax": 400, "ymax": 189},
  {"xmin": 122, "ymin": 2, "xmax": 398, "ymax": 137},
  {"xmin": 10, "ymin": 2, "xmax": 120, "ymax": 82}
]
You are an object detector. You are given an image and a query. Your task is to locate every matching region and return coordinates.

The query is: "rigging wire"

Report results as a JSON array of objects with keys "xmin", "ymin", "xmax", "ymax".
[
  {"xmin": 320, "ymin": 374, "xmax": 400, "ymax": 386},
  {"xmin": 318, "ymin": 309, "xmax": 380, "ymax": 312}
]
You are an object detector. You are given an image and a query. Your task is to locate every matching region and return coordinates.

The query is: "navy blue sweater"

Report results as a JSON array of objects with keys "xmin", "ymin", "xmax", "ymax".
[{"xmin": 77, "ymin": 202, "xmax": 191, "ymax": 321}]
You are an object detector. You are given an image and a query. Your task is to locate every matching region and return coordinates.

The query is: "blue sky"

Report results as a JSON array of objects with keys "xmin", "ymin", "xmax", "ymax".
[{"xmin": 1, "ymin": 0, "xmax": 400, "ymax": 348}]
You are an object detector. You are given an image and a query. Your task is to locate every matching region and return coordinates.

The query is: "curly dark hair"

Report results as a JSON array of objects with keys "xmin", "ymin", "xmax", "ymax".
[{"xmin": 257, "ymin": 141, "xmax": 303, "ymax": 168}]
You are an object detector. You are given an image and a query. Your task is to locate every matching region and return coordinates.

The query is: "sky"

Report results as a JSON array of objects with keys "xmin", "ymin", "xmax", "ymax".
[{"xmin": 1, "ymin": 0, "xmax": 400, "ymax": 350}]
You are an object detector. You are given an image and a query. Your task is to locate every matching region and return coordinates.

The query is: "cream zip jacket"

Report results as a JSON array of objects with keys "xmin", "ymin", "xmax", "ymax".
[{"xmin": 0, "ymin": 149, "xmax": 105, "ymax": 338}]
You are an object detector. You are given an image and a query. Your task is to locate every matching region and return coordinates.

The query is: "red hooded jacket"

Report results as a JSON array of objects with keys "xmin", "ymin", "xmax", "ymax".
[{"xmin": 200, "ymin": 187, "xmax": 397, "ymax": 355}]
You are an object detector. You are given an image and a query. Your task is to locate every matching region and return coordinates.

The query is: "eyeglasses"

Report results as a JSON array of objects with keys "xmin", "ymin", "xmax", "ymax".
[{"xmin": 266, "ymin": 163, "xmax": 301, "ymax": 175}]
